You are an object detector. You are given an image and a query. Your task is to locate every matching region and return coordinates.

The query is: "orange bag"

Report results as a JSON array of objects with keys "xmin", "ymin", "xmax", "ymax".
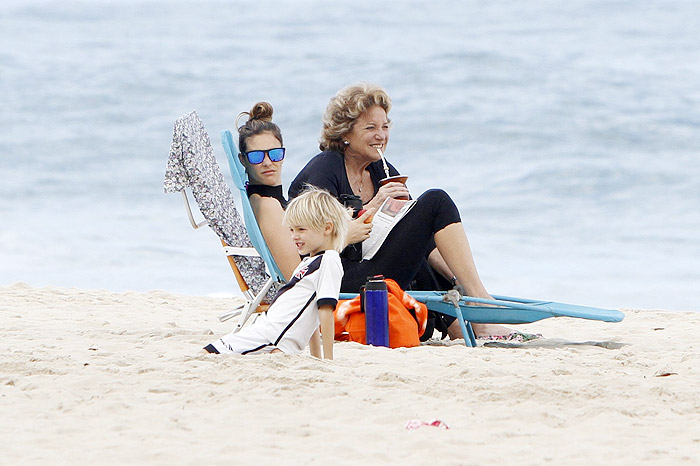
[{"xmin": 334, "ymin": 278, "xmax": 428, "ymax": 348}]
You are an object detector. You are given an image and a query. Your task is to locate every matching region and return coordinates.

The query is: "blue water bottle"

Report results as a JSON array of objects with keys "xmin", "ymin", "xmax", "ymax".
[{"xmin": 364, "ymin": 275, "xmax": 389, "ymax": 347}]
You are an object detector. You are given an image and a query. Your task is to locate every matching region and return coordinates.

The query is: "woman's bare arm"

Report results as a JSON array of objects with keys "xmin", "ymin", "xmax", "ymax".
[{"xmin": 250, "ymin": 195, "xmax": 301, "ymax": 281}]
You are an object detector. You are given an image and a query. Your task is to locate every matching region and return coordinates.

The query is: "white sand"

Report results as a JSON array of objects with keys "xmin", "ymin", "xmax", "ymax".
[{"xmin": 1, "ymin": 282, "xmax": 698, "ymax": 465}]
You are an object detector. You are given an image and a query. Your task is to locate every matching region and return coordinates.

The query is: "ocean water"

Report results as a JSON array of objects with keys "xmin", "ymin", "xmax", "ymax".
[{"xmin": 1, "ymin": 0, "xmax": 698, "ymax": 311}]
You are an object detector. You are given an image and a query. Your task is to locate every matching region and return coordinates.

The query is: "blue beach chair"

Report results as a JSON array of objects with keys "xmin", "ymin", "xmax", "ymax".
[
  {"xmin": 220, "ymin": 130, "xmax": 286, "ymax": 283},
  {"xmin": 219, "ymin": 128, "xmax": 624, "ymax": 346}
]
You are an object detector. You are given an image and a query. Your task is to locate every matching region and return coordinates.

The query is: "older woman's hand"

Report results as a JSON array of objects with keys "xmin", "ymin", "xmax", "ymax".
[
  {"xmin": 366, "ymin": 181, "xmax": 410, "ymax": 211},
  {"xmin": 345, "ymin": 209, "xmax": 375, "ymax": 245}
]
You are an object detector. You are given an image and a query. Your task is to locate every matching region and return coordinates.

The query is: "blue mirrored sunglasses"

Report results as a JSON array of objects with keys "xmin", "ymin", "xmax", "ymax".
[{"xmin": 242, "ymin": 147, "xmax": 285, "ymax": 164}]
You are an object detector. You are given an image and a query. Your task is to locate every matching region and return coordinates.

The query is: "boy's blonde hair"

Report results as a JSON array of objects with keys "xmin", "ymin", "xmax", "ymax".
[{"xmin": 283, "ymin": 187, "xmax": 349, "ymax": 253}]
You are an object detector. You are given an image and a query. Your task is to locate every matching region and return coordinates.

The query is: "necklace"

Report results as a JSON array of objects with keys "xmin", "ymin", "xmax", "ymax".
[{"xmin": 350, "ymin": 169, "xmax": 366, "ymax": 195}]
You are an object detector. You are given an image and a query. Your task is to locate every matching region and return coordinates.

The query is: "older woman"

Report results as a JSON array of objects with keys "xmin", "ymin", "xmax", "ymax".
[{"xmin": 289, "ymin": 83, "xmax": 511, "ymax": 339}]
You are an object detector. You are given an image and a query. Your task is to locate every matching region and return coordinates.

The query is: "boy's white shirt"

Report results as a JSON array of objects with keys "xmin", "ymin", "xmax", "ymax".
[{"xmin": 255, "ymin": 249, "xmax": 343, "ymax": 354}]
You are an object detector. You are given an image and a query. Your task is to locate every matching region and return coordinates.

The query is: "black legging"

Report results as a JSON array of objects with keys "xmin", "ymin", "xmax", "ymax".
[{"xmin": 340, "ymin": 189, "xmax": 461, "ymax": 293}]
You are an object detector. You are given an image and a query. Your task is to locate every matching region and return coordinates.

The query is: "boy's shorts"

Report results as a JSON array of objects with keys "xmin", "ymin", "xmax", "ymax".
[{"xmin": 204, "ymin": 325, "xmax": 277, "ymax": 355}]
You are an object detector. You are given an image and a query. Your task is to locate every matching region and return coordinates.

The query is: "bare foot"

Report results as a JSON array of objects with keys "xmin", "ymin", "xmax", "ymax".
[{"xmin": 447, "ymin": 320, "xmax": 512, "ymax": 340}]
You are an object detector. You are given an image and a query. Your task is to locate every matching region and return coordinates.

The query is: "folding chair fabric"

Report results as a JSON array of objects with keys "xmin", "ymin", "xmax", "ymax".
[{"xmin": 164, "ymin": 111, "xmax": 271, "ymax": 297}]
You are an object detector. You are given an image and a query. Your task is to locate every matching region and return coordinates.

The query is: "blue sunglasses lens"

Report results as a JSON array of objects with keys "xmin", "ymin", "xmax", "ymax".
[
  {"xmin": 245, "ymin": 148, "xmax": 285, "ymax": 164},
  {"xmin": 246, "ymin": 150, "xmax": 265, "ymax": 164},
  {"xmin": 268, "ymin": 148, "xmax": 285, "ymax": 162}
]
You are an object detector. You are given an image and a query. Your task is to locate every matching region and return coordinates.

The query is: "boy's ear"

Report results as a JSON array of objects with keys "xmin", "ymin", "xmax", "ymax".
[{"xmin": 324, "ymin": 221, "xmax": 334, "ymax": 236}]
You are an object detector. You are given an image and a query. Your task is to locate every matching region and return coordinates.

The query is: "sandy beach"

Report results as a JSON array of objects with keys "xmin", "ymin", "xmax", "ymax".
[{"xmin": 1, "ymin": 282, "xmax": 698, "ymax": 465}]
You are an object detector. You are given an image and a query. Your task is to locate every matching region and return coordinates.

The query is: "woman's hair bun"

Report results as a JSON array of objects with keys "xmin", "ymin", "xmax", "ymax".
[
  {"xmin": 249, "ymin": 101, "xmax": 274, "ymax": 122},
  {"xmin": 236, "ymin": 101, "xmax": 283, "ymax": 153}
]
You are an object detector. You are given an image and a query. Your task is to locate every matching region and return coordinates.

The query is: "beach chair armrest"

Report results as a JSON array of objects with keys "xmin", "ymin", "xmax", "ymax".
[
  {"xmin": 181, "ymin": 191, "xmax": 208, "ymax": 229},
  {"xmin": 222, "ymin": 246, "xmax": 260, "ymax": 258}
]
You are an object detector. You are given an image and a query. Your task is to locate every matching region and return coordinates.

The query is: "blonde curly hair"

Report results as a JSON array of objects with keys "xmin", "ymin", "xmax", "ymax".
[{"xmin": 319, "ymin": 83, "xmax": 392, "ymax": 152}]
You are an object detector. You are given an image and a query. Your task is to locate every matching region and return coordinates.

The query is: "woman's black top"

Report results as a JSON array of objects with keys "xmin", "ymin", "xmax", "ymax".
[{"xmin": 246, "ymin": 183, "xmax": 287, "ymax": 208}]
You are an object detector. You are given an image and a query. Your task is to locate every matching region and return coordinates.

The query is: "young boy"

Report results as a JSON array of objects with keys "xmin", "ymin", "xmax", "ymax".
[{"xmin": 203, "ymin": 188, "xmax": 348, "ymax": 359}]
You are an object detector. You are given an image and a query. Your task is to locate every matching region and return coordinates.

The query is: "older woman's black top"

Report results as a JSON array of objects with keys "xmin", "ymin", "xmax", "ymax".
[{"xmin": 288, "ymin": 150, "xmax": 399, "ymax": 201}]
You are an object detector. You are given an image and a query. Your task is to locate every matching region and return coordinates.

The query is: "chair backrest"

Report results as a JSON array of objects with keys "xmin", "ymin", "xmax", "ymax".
[
  {"xmin": 220, "ymin": 130, "xmax": 286, "ymax": 283},
  {"xmin": 164, "ymin": 111, "xmax": 271, "ymax": 295}
]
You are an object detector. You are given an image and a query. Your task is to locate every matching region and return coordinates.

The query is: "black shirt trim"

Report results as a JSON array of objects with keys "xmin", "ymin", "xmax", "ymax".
[{"xmin": 317, "ymin": 298, "xmax": 338, "ymax": 309}]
